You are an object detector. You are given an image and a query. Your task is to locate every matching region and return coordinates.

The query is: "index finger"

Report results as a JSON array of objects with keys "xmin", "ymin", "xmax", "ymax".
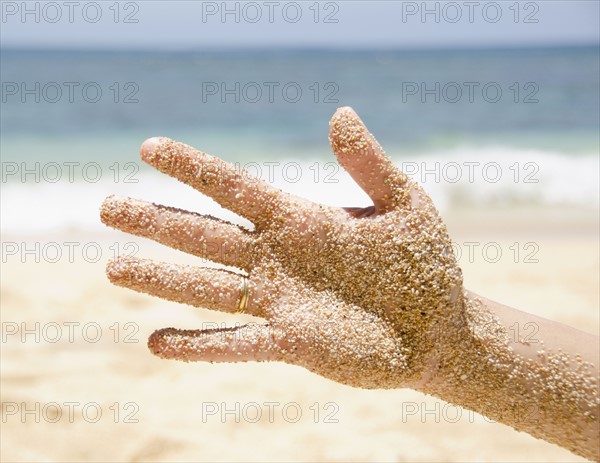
[{"xmin": 141, "ymin": 137, "xmax": 307, "ymax": 227}]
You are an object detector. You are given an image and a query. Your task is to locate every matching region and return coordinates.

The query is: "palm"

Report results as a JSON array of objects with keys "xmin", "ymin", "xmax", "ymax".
[{"xmin": 101, "ymin": 107, "xmax": 464, "ymax": 389}]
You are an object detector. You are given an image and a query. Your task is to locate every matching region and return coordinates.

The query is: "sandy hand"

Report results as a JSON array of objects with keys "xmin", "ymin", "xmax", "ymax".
[{"xmin": 100, "ymin": 107, "xmax": 466, "ymax": 389}]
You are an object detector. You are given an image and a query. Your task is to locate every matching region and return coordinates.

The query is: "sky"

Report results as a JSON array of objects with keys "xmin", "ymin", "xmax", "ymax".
[{"xmin": 0, "ymin": 1, "xmax": 598, "ymax": 50}]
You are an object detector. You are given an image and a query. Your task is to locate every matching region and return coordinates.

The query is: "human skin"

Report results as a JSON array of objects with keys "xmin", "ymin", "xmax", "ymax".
[{"xmin": 100, "ymin": 107, "xmax": 599, "ymax": 461}]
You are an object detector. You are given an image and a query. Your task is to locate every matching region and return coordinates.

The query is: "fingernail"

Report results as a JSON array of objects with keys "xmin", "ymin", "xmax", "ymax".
[
  {"xmin": 334, "ymin": 106, "xmax": 357, "ymax": 118},
  {"xmin": 148, "ymin": 328, "xmax": 177, "ymax": 358},
  {"xmin": 100, "ymin": 194, "xmax": 124, "ymax": 224},
  {"xmin": 140, "ymin": 136, "xmax": 167, "ymax": 163},
  {"xmin": 106, "ymin": 256, "xmax": 137, "ymax": 283}
]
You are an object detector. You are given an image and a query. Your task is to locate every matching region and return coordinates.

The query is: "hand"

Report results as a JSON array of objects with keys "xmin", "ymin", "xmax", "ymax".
[{"xmin": 100, "ymin": 107, "xmax": 465, "ymax": 389}]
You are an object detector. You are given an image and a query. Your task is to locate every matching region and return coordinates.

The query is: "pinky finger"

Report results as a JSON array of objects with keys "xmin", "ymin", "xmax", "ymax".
[{"xmin": 148, "ymin": 325, "xmax": 286, "ymax": 363}]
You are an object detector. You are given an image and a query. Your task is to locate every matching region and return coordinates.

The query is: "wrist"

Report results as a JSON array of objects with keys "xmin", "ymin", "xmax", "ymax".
[
  {"xmin": 415, "ymin": 290, "xmax": 600, "ymax": 462},
  {"xmin": 411, "ymin": 289, "xmax": 479, "ymax": 391}
]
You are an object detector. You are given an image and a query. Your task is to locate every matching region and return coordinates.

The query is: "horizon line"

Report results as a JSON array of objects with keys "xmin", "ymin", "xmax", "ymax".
[{"xmin": 1, "ymin": 42, "xmax": 598, "ymax": 54}]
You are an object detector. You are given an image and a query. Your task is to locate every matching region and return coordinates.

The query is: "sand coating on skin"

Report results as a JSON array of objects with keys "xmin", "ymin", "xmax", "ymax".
[
  {"xmin": 101, "ymin": 107, "xmax": 599, "ymax": 461},
  {"xmin": 427, "ymin": 294, "xmax": 600, "ymax": 461}
]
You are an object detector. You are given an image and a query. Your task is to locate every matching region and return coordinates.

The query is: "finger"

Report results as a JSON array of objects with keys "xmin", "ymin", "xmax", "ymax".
[
  {"xmin": 106, "ymin": 257, "xmax": 263, "ymax": 317},
  {"xmin": 100, "ymin": 195, "xmax": 253, "ymax": 270},
  {"xmin": 140, "ymin": 137, "xmax": 307, "ymax": 227},
  {"xmin": 148, "ymin": 325, "xmax": 286, "ymax": 362},
  {"xmin": 329, "ymin": 107, "xmax": 410, "ymax": 212}
]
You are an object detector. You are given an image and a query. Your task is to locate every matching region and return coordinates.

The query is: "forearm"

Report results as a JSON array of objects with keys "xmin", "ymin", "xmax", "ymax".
[
  {"xmin": 421, "ymin": 291, "xmax": 600, "ymax": 461},
  {"xmin": 485, "ymin": 292, "xmax": 599, "ymax": 383}
]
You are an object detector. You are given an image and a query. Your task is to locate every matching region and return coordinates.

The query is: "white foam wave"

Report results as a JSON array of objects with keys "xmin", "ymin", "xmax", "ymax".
[{"xmin": 1, "ymin": 147, "xmax": 597, "ymax": 234}]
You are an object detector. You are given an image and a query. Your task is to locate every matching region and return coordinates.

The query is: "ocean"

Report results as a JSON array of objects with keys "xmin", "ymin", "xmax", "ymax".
[{"xmin": 1, "ymin": 46, "xmax": 598, "ymax": 233}]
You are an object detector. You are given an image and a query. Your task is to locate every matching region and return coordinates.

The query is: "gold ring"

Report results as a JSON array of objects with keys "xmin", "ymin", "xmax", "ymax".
[{"xmin": 236, "ymin": 275, "xmax": 249, "ymax": 314}]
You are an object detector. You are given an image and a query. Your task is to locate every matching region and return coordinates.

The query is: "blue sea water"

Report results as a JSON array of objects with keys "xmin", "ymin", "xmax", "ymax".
[{"xmin": 1, "ymin": 46, "xmax": 598, "ymax": 232}]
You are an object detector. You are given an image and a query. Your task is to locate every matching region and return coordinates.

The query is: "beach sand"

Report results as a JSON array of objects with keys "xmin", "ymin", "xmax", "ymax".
[{"xmin": 1, "ymin": 206, "xmax": 597, "ymax": 462}]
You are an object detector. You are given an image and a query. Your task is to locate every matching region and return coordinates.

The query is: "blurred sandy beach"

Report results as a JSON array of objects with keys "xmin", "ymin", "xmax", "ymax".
[{"xmin": 1, "ymin": 205, "xmax": 597, "ymax": 463}]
